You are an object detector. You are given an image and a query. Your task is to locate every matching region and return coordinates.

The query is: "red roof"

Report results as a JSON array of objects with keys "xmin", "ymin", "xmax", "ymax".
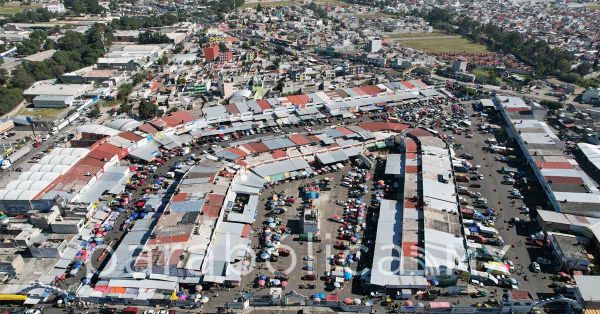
[
  {"xmin": 138, "ymin": 123, "xmax": 159, "ymax": 135},
  {"xmin": 408, "ymin": 128, "xmax": 435, "ymax": 137},
  {"xmin": 88, "ymin": 143, "xmax": 127, "ymax": 161},
  {"xmin": 206, "ymin": 193, "xmax": 225, "ymax": 205},
  {"xmin": 226, "ymin": 147, "xmax": 248, "ymax": 158},
  {"xmin": 360, "ymin": 85, "xmax": 381, "ymax": 95},
  {"xmin": 404, "ymin": 199, "xmax": 418, "ymax": 208},
  {"xmin": 236, "ymin": 159, "xmax": 248, "ymax": 167},
  {"xmin": 271, "ymin": 149, "xmax": 287, "ymax": 159},
  {"xmin": 202, "ymin": 204, "xmax": 222, "ymax": 218},
  {"xmin": 536, "ymin": 161, "xmax": 573, "ymax": 169},
  {"xmin": 287, "ymin": 94, "xmax": 310, "ymax": 106},
  {"xmin": 401, "ymin": 81, "xmax": 415, "ymax": 89},
  {"xmin": 224, "ymin": 104, "xmax": 240, "ymax": 115},
  {"xmin": 160, "ymin": 111, "xmax": 195, "ymax": 127},
  {"xmin": 351, "ymin": 87, "xmax": 368, "ymax": 96},
  {"xmin": 257, "ymin": 99, "xmax": 271, "ymax": 110},
  {"xmin": 244, "ymin": 142, "xmax": 270, "ymax": 153},
  {"xmin": 402, "ymin": 242, "xmax": 418, "ymax": 257},
  {"xmin": 309, "ymin": 135, "xmax": 322, "ymax": 142},
  {"xmin": 406, "ymin": 153, "xmax": 417, "ymax": 159},
  {"xmin": 118, "ymin": 131, "xmax": 144, "ymax": 142},
  {"xmin": 405, "ymin": 139, "xmax": 418, "ymax": 153},
  {"xmin": 545, "ymin": 176, "xmax": 584, "ymax": 185},
  {"xmin": 47, "ymin": 157, "xmax": 105, "ymax": 193},
  {"xmin": 335, "ymin": 127, "xmax": 355, "ymax": 136},
  {"xmin": 289, "ymin": 134, "xmax": 310, "ymax": 146},
  {"xmin": 241, "ymin": 224, "xmax": 252, "ymax": 238},
  {"xmin": 148, "ymin": 235, "xmax": 190, "ymax": 245},
  {"xmin": 405, "ymin": 165, "xmax": 418, "ymax": 174},
  {"xmin": 171, "ymin": 193, "xmax": 188, "ymax": 203}
]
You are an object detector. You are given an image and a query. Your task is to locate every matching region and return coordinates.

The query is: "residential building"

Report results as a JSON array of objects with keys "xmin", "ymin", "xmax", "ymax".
[{"xmin": 582, "ymin": 88, "xmax": 600, "ymax": 106}]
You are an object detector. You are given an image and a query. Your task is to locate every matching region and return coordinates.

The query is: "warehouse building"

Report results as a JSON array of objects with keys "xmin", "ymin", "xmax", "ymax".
[
  {"xmin": 32, "ymin": 95, "xmax": 75, "ymax": 108},
  {"xmin": 370, "ymin": 131, "xmax": 468, "ymax": 290},
  {"xmin": 495, "ymin": 96, "xmax": 600, "ymax": 218},
  {"xmin": 23, "ymin": 82, "xmax": 93, "ymax": 102}
]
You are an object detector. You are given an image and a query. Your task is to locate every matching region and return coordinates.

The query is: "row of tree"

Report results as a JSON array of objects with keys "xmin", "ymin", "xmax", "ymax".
[
  {"xmin": 63, "ymin": 0, "xmax": 105, "ymax": 15},
  {"xmin": 0, "ymin": 7, "xmax": 58, "ymax": 25},
  {"xmin": 111, "ymin": 13, "xmax": 183, "ymax": 30},
  {"xmin": 139, "ymin": 31, "xmax": 172, "ymax": 44},
  {"xmin": 422, "ymin": 8, "xmax": 590, "ymax": 84},
  {"xmin": 0, "ymin": 24, "xmax": 113, "ymax": 115},
  {"xmin": 16, "ymin": 29, "xmax": 53, "ymax": 56}
]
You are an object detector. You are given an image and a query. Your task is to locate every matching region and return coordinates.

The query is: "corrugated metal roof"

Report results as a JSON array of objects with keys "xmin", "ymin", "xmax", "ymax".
[{"xmin": 385, "ymin": 154, "xmax": 402, "ymax": 175}]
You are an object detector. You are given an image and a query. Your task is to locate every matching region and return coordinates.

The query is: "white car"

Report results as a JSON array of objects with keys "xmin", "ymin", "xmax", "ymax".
[
  {"xmin": 520, "ymin": 206, "xmax": 530, "ymax": 213},
  {"xmin": 530, "ymin": 262, "xmax": 541, "ymax": 273},
  {"xmin": 304, "ymin": 255, "xmax": 315, "ymax": 261}
]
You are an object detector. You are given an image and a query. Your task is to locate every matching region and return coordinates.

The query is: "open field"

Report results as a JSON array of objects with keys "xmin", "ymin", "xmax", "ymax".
[
  {"xmin": 242, "ymin": 0, "xmax": 299, "ymax": 8},
  {"xmin": 400, "ymin": 36, "xmax": 489, "ymax": 53},
  {"xmin": 0, "ymin": 4, "xmax": 41, "ymax": 15},
  {"xmin": 314, "ymin": 0, "xmax": 349, "ymax": 6},
  {"xmin": 18, "ymin": 106, "xmax": 67, "ymax": 119},
  {"xmin": 243, "ymin": 0, "xmax": 347, "ymax": 8},
  {"xmin": 385, "ymin": 31, "xmax": 449, "ymax": 40},
  {"xmin": 352, "ymin": 11, "xmax": 396, "ymax": 19},
  {"xmin": 586, "ymin": 3, "xmax": 600, "ymax": 10}
]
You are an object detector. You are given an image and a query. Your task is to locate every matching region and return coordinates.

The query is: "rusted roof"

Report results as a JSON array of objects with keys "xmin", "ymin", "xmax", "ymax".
[
  {"xmin": 271, "ymin": 149, "xmax": 287, "ymax": 159},
  {"xmin": 118, "ymin": 131, "xmax": 144, "ymax": 142},
  {"xmin": 257, "ymin": 99, "xmax": 272, "ymax": 110},
  {"xmin": 536, "ymin": 161, "xmax": 573, "ymax": 170},
  {"xmin": 138, "ymin": 123, "xmax": 159, "ymax": 135},
  {"xmin": 288, "ymin": 134, "xmax": 310, "ymax": 146},
  {"xmin": 87, "ymin": 143, "xmax": 127, "ymax": 161},
  {"xmin": 243, "ymin": 142, "xmax": 270, "ymax": 154}
]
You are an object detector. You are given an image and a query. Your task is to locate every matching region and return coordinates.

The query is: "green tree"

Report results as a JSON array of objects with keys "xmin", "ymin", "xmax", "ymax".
[
  {"xmin": 118, "ymin": 102, "xmax": 133, "ymax": 114},
  {"xmin": 138, "ymin": 99, "xmax": 158, "ymax": 119},
  {"xmin": 43, "ymin": 38, "xmax": 55, "ymax": 50},
  {"xmin": 10, "ymin": 67, "xmax": 35, "ymax": 89},
  {"xmin": 0, "ymin": 87, "xmax": 24, "ymax": 115},
  {"xmin": 157, "ymin": 55, "xmax": 168, "ymax": 66},
  {"xmin": 575, "ymin": 62, "xmax": 592, "ymax": 76},
  {"xmin": 139, "ymin": 31, "xmax": 172, "ymax": 44},
  {"xmin": 0, "ymin": 69, "xmax": 8, "ymax": 86},
  {"xmin": 109, "ymin": 0, "xmax": 118, "ymax": 10},
  {"xmin": 539, "ymin": 100, "xmax": 563, "ymax": 112},
  {"xmin": 88, "ymin": 105, "xmax": 100, "ymax": 118},
  {"xmin": 218, "ymin": 42, "xmax": 228, "ymax": 52},
  {"xmin": 131, "ymin": 71, "xmax": 147, "ymax": 86},
  {"xmin": 412, "ymin": 66, "xmax": 431, "ymax": 76},
  {"xmin": 118, "ymin": 83, "xmax": 133, "ymax": 101}
]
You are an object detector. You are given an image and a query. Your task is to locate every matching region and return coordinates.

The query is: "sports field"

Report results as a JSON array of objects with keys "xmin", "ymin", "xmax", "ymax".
[
  {"xmin": 386, "ymin": 31, "xmax": 447, "ymax": 39},
  {"xmin": 242, "ymin": 0, "xmax": 298, "ymax": 8},
  {"xmin": 314, "ymin": 0, "xmax": 348, "ymax": 6},
  {"xmin": 399, "ymin": 36, "xmax": 488, "ymax": 53}
]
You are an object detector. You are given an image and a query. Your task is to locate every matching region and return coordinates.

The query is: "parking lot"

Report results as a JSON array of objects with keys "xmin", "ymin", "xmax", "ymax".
[
  {"xmin": 236, "ymin": 160, "xmax": 377, "ymax": 300},
  {"xmin": 447, "ymin": 103, "xmax": 556, "ymax": 298}
]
